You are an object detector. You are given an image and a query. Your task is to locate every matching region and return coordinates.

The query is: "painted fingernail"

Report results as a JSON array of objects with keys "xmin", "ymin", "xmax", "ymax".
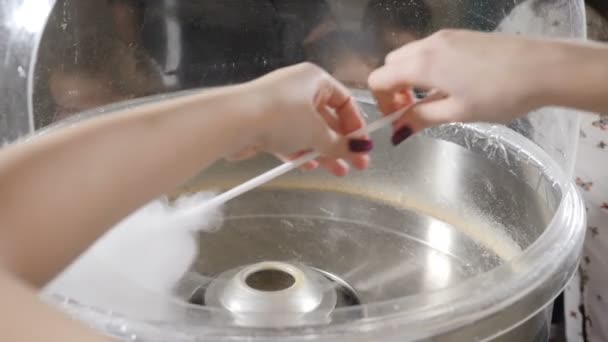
[
  {"xmin": 391, "ymin": 126, "xmax": 413, "ymax": 146},
  {"xmin": 348, "ymin": 139, "xmax": 374, "ymax": 153}
]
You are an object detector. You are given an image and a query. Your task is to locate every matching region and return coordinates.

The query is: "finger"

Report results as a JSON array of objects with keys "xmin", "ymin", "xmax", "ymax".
[
  {"xmin": 278, "ymin": 152, "xmax": 348, "ymax": 175},
  {"xmin": 279, "ymin": 152, "xmax": 320, "ymax": 171},
  {"xmin": 301, "ymin": 160, "xmax": 320, "ymax": 171},
  {"xmin": 389, "ymin": 90, "xmax": 415, "ymax": 131},
  {"xmin": 396, "ymin": 98, "xmax": 468, "ymax": 133},
  {"xmin": 313, "ymin": 128, "xmax": 349, "ymax": 158},
  {"xmin": 389, "ymin": 93, "xmax": 424, "ymax": 133},
  {"xmin": 367, "ymin": 85, "xmax": 415, "ymax": 133},
  {"xmin": 368, "ymin": 64, "xmax": 433, "ymax": 96},
  {"xmin": 350, "ymin": 154, "xmax": 370, "ymax": 170},
  {"xmin": 368, "ymin": 68, "xmax": 421, "ymax": 116},
  {"xmin": 313, "ymin": 127, "xmax": 373, "ymax": 172},
  {"xmin": 318, "ymin": 106, "xmax": 341, "ymax": 132},
  {"xmin": 318, "ymin": 78, "xmax": 366, "ymax": 135},
  {"xmin": 316, "ymin": 157, "xmax": 349, "ymax": 177},
  {"xmin": 372, "ymin": 88, "xmax": 404, "ymax": 115},
  {"xmin": 282, "ymin": 134, "xmax": 370, "ymax": 174},
  {"xmin": 226, "ymin": 146, "xmax": 259, "ymax": 161}
]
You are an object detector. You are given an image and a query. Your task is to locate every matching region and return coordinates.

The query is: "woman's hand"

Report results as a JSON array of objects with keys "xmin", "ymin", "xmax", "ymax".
[
  {"xmin": 235, "ymin": 62, "xmax": 373, "ymax": 176},
  {"xmin": 368, "ymin": 30, "xmax": 569, "ymax": 144},
  {"xmin": 0, "ymin": 63, "xmax": 367, "ymax": 342}
]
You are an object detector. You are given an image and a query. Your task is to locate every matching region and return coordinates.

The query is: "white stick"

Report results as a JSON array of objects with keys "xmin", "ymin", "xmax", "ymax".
[{"xmin": 183, "ymin": 90, "xmax": 442, "ymax": 214}]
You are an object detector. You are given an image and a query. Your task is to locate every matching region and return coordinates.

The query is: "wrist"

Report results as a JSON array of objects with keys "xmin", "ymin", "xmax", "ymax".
[
  {"xmin": 513, "ymin": 40, "xmax": 571, "ymax": 111},
  {"xmin": 225, "ymin": 82, "xmax": 270, "ymax": 152},
  {"xmin": 235, "ymin": 79, "xmax": 280, "ymax": 146}
]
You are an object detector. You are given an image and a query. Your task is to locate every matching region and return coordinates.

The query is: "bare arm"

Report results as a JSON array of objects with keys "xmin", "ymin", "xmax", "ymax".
[
  {"xmin": 0, "ymin": 64, "xmax": 370, "ymax": 342},
  {"xmin": 0, "ymin": 85, "xmax": 256, "ymax": 286},
  {"xmin": 0, "ymin": 63, "xmax": 369, "ymax": 288}
]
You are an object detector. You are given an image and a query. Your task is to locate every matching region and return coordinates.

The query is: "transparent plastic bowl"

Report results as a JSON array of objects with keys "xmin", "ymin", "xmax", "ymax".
[
  {"xmin": 0, "ymin": 1, "xmax": 587, "ymax": 341},
  {"xmin": 38, "ymin": 91, "xmax": 586, "ymax": 342}
]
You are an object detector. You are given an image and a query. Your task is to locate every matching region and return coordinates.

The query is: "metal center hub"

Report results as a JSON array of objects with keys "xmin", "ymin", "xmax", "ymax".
[{"xmin": 183, "ymin": 261, "xmax": 365, "ymax": 327}]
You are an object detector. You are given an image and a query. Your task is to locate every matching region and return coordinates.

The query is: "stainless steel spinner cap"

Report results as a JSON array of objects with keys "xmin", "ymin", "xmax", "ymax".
[{"xmin": 204, "ymin": 261, "xmax": 337, "ymax": 327}]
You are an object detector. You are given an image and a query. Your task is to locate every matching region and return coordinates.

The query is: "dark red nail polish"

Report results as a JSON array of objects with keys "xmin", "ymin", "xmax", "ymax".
[
  {"xmin": 349, "ymin": 139, "xmax": 374, "ymax": 153},
  {"xmin": 391, "ymin": 126, "xmax": 413, "ymax": 146}
]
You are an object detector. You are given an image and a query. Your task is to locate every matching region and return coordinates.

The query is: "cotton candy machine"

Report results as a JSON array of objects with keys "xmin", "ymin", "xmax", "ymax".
[{"xmin": 0, "ymin": 0, "xmax": 587, "ymax": 341}]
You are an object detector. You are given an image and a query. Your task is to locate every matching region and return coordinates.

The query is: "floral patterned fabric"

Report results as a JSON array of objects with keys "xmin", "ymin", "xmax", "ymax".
[{"xmin": 565, "ymin": 112, "xmax": 608, "ymax": 342}]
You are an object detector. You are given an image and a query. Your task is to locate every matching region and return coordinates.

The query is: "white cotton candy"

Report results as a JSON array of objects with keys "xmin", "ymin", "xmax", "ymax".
[{"xmin": 43, "ymin": 191, "xmax": 223, "ymax": 319}]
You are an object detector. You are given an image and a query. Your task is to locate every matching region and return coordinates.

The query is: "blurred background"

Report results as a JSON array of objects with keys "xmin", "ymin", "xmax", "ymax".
[{"xmin": 34, "ymin": 0, "xmax": 607, "ymax": 129}]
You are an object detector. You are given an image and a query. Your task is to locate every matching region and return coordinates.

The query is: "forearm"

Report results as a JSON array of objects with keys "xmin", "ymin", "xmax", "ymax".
[
  {"xmin": 0, "ymin": 84, "xmax": 261, "ymax": 286},
  {"xmin": 534, "ymin": 40, "xmax": 608, "ymax": 113}
]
